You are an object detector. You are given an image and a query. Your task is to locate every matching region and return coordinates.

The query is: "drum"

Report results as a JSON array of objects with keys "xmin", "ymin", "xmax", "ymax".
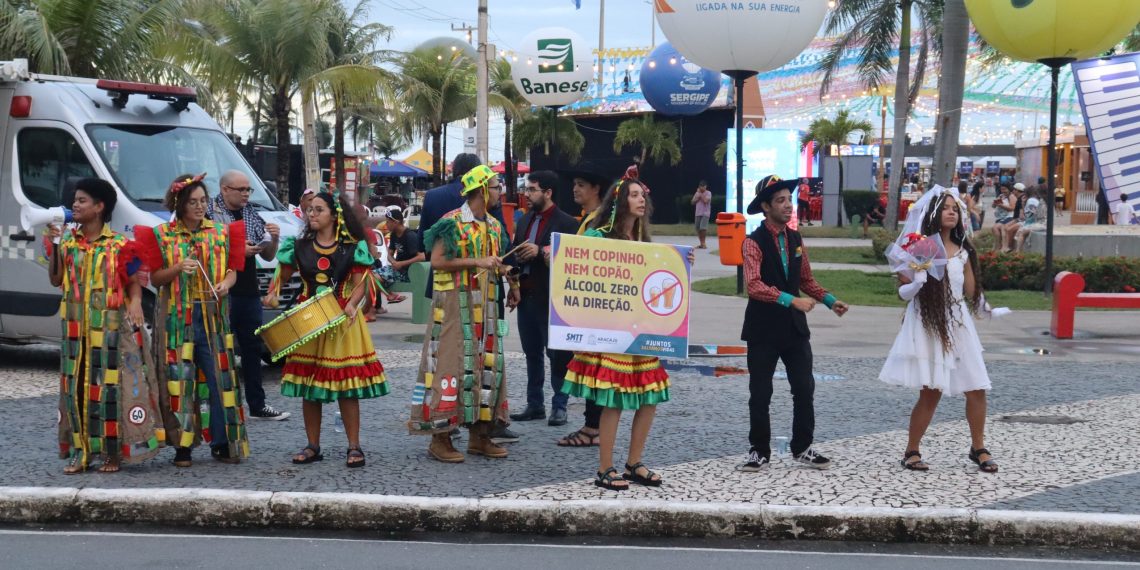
[{"xmin": 256, "ymin": 289, "xmax": 346, "ymax": 361}]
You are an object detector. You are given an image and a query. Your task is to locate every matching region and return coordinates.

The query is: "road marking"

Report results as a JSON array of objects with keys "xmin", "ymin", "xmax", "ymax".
[{"xmin": 0, "ymin": 529, "xmax": 1135, "ymax": 565}]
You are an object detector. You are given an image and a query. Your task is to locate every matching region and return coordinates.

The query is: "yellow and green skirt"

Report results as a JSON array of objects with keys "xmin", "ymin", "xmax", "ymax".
[
  {"xmin": 562, "ymin": 352, "xmax": 670, "ymax": 410},
  {"xmin": 281, "ymin": 312, "xmax": 388, "ymax": 403}
]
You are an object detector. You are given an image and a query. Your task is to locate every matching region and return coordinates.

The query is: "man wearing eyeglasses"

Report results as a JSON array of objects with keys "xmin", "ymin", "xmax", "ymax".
[
  {"xmin": 209, "ymin": 169, "xmax": 289, "ymax": 421},
  {"xmin": 504, "ymin": 171, "xmax": 579, "ymax": 427}
]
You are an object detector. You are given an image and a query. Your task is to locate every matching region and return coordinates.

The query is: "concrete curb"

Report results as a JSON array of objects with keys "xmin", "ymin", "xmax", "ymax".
[{"xmin": 2, "ymin": 486, "xmax": 1137, "ymax": 550}]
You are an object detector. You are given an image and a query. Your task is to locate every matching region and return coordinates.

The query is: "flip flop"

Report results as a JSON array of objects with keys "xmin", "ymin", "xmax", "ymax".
[{"xmin": 387, "ymin": 294, "xmax": 407, "ymax": 303}]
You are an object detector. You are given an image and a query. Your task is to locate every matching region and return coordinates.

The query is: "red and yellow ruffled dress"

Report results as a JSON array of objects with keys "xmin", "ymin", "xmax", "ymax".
[
  {"xmin": 276, "ymin": 236, "xmax": 388, "ymax": 403},
  {"xmin": 561, "ymin": 229, "xmax": 671, "ymax": 410}
]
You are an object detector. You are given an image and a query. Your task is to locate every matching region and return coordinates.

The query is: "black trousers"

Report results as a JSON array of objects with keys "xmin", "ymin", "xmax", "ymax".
[{"xmin": 746, "ymin": 337, "xmax": 815, "ymax": 458}]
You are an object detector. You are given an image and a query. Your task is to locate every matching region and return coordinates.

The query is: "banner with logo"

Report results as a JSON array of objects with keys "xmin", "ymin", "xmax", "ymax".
[{"xmin": 547, "ymin": 233, "xmax": 691, "ymax": 358}]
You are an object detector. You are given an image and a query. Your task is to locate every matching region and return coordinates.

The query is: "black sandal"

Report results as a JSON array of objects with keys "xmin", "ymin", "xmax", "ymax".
[
  {"xmin": 624, "ymin": 462, "xmax": 663, "ymax": 487},
  {"xmin": 901, "ymin": 450, "xmax": 929, "ymax": 471},
  {"xmin": 969, "ymin": 447, "xmax": 999, "ymax": 473},
  {"xmin": 594, "ymin": 467, "xmax": 628, "ymax": 491},
  {"xmin": 292, "ymin": 444, "xmax": 323, "ymax": 465},
  {"xmin": 557, "ymin": 429, "xmax": 600, "ymax": 447},
  {"xmin": 346, "ymin": 447, "xmax": 366, "ymax": 468}
]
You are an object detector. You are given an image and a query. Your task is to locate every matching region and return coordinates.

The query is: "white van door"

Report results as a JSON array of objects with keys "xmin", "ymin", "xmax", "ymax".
[{"xmin": 0, "ymin": 121, "xmax": 100, "ymax": 341}]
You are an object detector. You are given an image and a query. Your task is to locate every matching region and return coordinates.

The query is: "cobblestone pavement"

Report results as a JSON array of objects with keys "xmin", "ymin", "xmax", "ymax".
[{"xmin": 1, "ymin": 341, "xmax": 1137, "ymax": 514}]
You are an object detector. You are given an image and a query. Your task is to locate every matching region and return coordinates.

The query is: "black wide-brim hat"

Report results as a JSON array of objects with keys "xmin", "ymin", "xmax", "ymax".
[
  {"xmin": 746, "ymin": 174, "xmax": 800, "ymax": 215},
  {"xmin": 557, "ymin": 160, "xmax": 613, "ymax": 190}
]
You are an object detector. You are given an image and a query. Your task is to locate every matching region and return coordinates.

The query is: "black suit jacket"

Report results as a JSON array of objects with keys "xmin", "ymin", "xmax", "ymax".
[{"xmin": 506, "ymin": 206, "xmax": 579, "ymax": 297}]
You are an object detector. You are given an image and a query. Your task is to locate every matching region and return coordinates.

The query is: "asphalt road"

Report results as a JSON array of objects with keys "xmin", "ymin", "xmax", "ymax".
[{"xmin": 1, "ymin": 528, "xmax": 1138, "ymax": 569}]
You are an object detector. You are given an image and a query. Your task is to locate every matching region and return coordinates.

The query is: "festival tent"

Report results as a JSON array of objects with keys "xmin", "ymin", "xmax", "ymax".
[
  {"xmin": 401, "ymin": 149, "xmax": 434, "ymax": 175},
  {"xmin": 370, "ymin": 159, "xmax": 429, "ymax": 178},
  {"xmin": 491, "ymin": 161, "xmax": 530, "ymax": 174}
]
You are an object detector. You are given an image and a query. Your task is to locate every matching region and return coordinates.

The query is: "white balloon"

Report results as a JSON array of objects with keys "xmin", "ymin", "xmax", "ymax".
[
  {"xmin": 511, "ymin": 27, "xmax": 593, "ymax": 107},
  {"xmin": 656, "ymin": 0, "xmax": 828, "ymax": 73}
]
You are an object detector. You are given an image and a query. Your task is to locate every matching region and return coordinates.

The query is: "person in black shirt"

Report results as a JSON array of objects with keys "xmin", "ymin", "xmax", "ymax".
[
  {"xmin": 374, "ymin": 207, "xmax": 424, "ymax": 300},
  {"xmin": 208, "ymin": 170, "xmax": 290, "ymax": 421}
]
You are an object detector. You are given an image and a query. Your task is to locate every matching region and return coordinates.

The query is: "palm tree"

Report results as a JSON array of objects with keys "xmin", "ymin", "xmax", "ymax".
[
  {"xmin": 318, "ymin": 0, "xmax": 392, "ymax": 195},
  {"xmin": 818, "ymin": 0, "xmax": 943, "ymax": 231},
  {"xmin": 512, "ymin": 108, "xmax": 584, "ymax": 165},
  {"xmin": 490, "ymin": 57, "xmax": 529, "ymax": 200},
  {"xmin": 800, "ymin": 109, "xmax": 874, "ymax": 227},
  {"xmin": 0, "ymin": 0, "xmax": 185, "ymax": 79},
  {"xmin": 370, "ymin": 120, "xmax": 407, "ymax": 158},
  {"xmin": 612, "ymin": 114, "xmax": 682, "ymax": 170},
  {"xmin": 714, "ymin": 140, "xmax": 727, "ymax": 167},
  {"xmin": 394, "ymin": 46, "xmax": 475, "ymax": 185},
  {"xmin": 931, "ymin": 0, "xmax": 967, "ymax": 187},
  {"xmin": 175, "ymin": 0, "xmax": 342, "ymax": 200}
]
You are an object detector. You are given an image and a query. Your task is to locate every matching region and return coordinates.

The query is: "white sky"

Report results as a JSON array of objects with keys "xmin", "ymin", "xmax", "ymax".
[{"xmin": 232, "ymin": 0, "xmax": 661, "ymax": 162}]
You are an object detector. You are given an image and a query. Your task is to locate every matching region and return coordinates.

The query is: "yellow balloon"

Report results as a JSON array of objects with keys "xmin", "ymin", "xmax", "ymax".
[{"xmin": 965, "ymin": 0, "xmax": 1140, "ymax": 63}]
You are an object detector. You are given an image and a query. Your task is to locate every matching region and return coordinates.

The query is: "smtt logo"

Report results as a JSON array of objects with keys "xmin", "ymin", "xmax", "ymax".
[
  {"xmin": 537, "ymin": 39, "xmax": 573, "ymax": 73},
  {"xmin": 565, "ymin": 333, "xmax": 583, "ymax": 342}
]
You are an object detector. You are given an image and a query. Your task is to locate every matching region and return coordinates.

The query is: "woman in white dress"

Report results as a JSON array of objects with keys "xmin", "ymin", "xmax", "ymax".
[{"xmin": 879, "ymin": 187, "xmax": 998, "ymax": 473}]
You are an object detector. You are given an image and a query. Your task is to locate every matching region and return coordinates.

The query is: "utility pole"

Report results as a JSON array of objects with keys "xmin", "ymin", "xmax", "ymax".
[
  {"xmin": 476, "ymin": 0, "xmax": 489, "ymax": 162},
  {"xmin": 597, "ymin": 0, "xmax": 605, "ymax": 99},
  {"xmin": 878, "ymin": 94, "xmax": 887, "ymax": 193}
]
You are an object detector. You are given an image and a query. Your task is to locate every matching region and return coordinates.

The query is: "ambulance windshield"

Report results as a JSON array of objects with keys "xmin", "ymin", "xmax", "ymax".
[{"xmin": 86, "ymin": 124, "xmax": 282, "ymax": 211}]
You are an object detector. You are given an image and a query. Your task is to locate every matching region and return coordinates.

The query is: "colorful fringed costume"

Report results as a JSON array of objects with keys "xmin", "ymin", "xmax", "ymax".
[
  {"xmin": 561, "ymin": 229, "xmax": 671, "ymax": 410},
  {"xmin": 408, "ymin": 203, "xmax": 511, "ymax": 435},
  {"xmin": 56, "ymin": 226, "xmax": 164, "ymax": 468},
  {"xmin": 136, "ymin": 220, "xmax": 249, "ymax": 458},
  {"xmin": 275, "ymin": 236, "xmax": 388, "ymax": 402}
]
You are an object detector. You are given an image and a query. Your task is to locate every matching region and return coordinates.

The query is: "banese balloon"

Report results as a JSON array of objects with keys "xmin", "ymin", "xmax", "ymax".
[
  {"xmin": 511, "ymin": 27, "xmax": 593, "ymax": 107},
  {"xmin": 654, "ymin": 0, "xmax": 829, "ymax": 73},
  {"xmin": 964, "ymin": 0, "xmax": 1140, "ymax": 63},
  {"xmin": 640, "ymin": 42, "xmax": 722, "ymax": 116}
]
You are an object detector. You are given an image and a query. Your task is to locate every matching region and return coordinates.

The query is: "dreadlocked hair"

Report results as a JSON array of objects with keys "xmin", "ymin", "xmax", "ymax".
[
  {"xmin": 304, "ymin": 192, "xmax": 368, "ymax": 244},
  {"xmin": 589, "ymin": 178, "xmax": 653, "ymax": 242},
  {"xmin": 915, "ymin": 193, "xmax": 983, "ymax": 353}
]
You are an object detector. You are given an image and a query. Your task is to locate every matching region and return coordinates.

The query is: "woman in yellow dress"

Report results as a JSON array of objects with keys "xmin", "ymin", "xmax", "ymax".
[{"xmin": 266, "ymin": 192, "xmax": 388, "ymax": 468}]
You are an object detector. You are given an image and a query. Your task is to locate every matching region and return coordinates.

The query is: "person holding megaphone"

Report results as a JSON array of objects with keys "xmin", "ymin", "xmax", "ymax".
[{"xmin": 47, "ymin": 178, "xmax": 162, "ymax": 474}]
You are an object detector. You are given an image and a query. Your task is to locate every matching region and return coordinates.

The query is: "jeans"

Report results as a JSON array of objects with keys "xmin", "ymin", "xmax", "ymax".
[
  {"xmin": 516, "ymin": 292, "xmax": 570, "ymax": 413},
  {"xmin": 193, "ymin": 304, "xmax": 230, "ymax": 449},
  {"xmin": 229, "ymin": 294, "xmax": 266, "ymax": 411},
  {"xmin": 746, "ymin": 338, "xmax": 815, "ymax": 458}
]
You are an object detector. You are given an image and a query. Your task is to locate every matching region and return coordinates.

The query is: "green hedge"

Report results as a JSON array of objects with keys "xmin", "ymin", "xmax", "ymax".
[
  {"xmin": 871, "ymin": 230, "xmax": 1139, "ymax": 292},
  {"xmin": 978, "ymin": 251, "xmax": 1140, "ymax": 292},
  {"xmin": 842, "ymin": 190, "xmax": 880, "ymax": 224},
  {"xmin": 676, "ymin": 194, "xmax": 727, "ymax": 223}
]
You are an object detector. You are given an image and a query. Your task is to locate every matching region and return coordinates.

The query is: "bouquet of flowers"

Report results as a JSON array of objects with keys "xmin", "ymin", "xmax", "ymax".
[{"xmin": 886, "ymin": 232, "xmax": 948, "ymax": 282}]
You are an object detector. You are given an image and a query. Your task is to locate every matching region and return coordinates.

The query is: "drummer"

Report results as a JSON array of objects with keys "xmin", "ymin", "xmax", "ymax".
[
  {"xmin": 266, "ymin": 191, "xmax": 389, "ymax": 468},
  {"xmin": 144, "ymin": 174, "xmax": 249, "ymax": 467}
]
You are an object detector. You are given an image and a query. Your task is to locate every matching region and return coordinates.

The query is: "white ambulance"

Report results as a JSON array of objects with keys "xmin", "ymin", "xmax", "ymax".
[{"xmin": 0, "ymin": 59, "xmax": 302, "ymax": 345}]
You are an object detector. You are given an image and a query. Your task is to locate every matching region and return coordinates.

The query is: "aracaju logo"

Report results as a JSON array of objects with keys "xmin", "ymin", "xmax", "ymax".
[{"xmin": 537, "ymin": 38, "xmax": 573, "ymax": 73}]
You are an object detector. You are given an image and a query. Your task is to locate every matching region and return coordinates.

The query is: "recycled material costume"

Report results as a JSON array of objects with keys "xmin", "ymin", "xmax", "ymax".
[
  {"xmin": 274, "ymin": 230, "xmax": 389, "ymax": 403},
  {"xmin": 560, "ymin": 227, "xmax": 671, "ymax": 410},
  {"xmin": 56, "ymin": 226, "xmax": 163, "ymax": 469},
  {"xmin": 136, "ymin": 217, "xmax": 249, "ymax": 459},
  {"xmin": 408, "ymin": 186, "xmax": 511, "ymax": 436}
]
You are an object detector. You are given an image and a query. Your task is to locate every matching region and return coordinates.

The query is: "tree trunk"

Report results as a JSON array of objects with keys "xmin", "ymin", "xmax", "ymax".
[
  {"xmin": 251, "ymin": 88, "xmax": 263, "ymax": 152},
  {"xmin": 273, "ymin": 84, "xmax": 292, "ymax": 202},
  {"xmin": 334, "ymin": 98, "xmax": 347, "ymax": 198},
  {"xmin": 431, "ymin": 128, "xmax": 443, "ymax": 186},
  {"xmin": 930, "ymin": 0, "xmax": 969, "ymax": 188},
  {"xmin": 884, "ymin": 0, "xmax": 913, "ymax": 232},
  {"xmin": 301, "ymin": 90, "xmax": 321, "ymax": 194},
  {"xmin": 837, "ymin": 156, "xmax": 845, "ymax": 227}
]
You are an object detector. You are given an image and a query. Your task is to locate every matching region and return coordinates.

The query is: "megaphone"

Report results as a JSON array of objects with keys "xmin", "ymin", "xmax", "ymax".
[{"xmin": 20, "ymin": 205, "xmax": 73, "ymax": 232}]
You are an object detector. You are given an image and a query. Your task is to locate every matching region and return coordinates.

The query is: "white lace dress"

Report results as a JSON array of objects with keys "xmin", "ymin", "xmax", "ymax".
[{"xmin": 879, "ymin": 249, "xmax": 991, "ymax": 396}]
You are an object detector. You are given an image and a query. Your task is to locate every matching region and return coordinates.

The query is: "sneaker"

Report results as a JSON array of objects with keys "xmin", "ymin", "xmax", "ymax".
[
  {"xmin": 792, "ymin": 447, "xmax": 833, "ymax": 470},
  {"xmin": 735, "ymin": 448, "xmax": 770, "ymax": 472},
  {"xmin": 250, "ymin": 405, "xmax": 291, "ymax": 421},
  {"xmin": 490, "ymin": 426, "xmax": 520, "ymax": 444}
]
